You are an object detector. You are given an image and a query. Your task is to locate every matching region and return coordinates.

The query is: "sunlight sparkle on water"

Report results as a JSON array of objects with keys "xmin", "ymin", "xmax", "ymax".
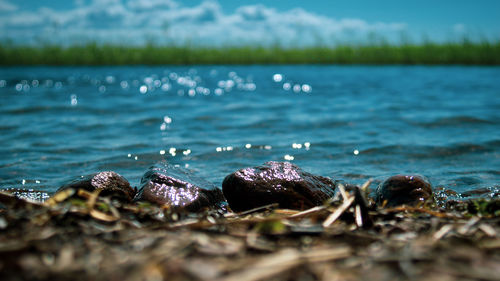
[
  {"xmin": 273, "ymin": 74, "xmax": 283, "ymax": 82},
  {"xmin": 105, "ymin": 76, "xmax": 115, "ymax": 84},
  {"xmin": 1, "ymin": 66, "xmax": 498, "ymax": 196},
  {"xmin": 70, "ymin": 94, "xmax": 78, "ymax": 106},
  {"xmin": 293, "ymin": 84, "xmax": 301, "ymax": 93},
  {"xmin": 302, "ymin": 84, "xmax": 312, "ymax": 93},
  {"xmin": 169, "ymin": 73, "xmax": 178, "ymax": 80},
  {"xmin": 120, "ymin": 81, "xmax": 129, "ymax": 89},
  {"xmin": 214, "ymin": 88, "xmax": 223, "ymax": 95},
  {"xmin": 216, "ymin": 146, "xmax": 234, "ymax": 152},
  {"xmin": 161, "ymin": 83, "xmax": 171, "ymax": 91}
]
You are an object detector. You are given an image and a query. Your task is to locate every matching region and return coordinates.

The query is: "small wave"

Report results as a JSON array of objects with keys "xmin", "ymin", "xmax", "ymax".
[
  {"xmin": 4, "ymin": 105, "xmax": 115, "ymax": 115},
  {"xmin": 415, "ymin": 116, "xmax": 495, "ymax": 128},
  {"xmin": 450, "ymin": 169, "xmax": 500, "ymax": 176},
  {"xmin": 194, "ymin": 115, "xmax": 220, "ymax": 121},
  {"xmin": 484, "ymin": 139, "xmax": 500, "ymax": 147},
  {"xmin": 0, "ymin": 125, "xmax": 17, "ymax": 131},
  {"xmin": 453, "ymin": 176, "xmax": 482, "ymax": 185},
  {"xmin": 460, "ymin": 185, "xmax": 500, "ymax": 199},
  {"xmin": 292, "ymin": 120, "xmax": 351, "ymax": 130},
  {"xmin": 5, "ymin": 105, "xmax": 61, "ymax": 114},
  {"xmin": 361, "ymin": 143, "xmax": 493, "ymax": 158}
]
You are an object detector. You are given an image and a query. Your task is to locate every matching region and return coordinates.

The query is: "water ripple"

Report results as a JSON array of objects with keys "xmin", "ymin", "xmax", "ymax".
[{"xmin": 1, "ymin": 65, "xmax": 499, "ymax": 196}]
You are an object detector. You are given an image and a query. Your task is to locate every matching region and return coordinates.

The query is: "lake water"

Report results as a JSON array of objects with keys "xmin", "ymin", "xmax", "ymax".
[{"xmin": 0, "ymin": 65, "xmax": 499, "ymax": 201}]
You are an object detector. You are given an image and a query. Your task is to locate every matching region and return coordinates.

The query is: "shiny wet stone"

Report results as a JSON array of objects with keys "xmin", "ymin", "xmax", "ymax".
[
  {"xmin": 376, "ymin": 174, "xmax": 433, "ymax": 207},
  {"xmin": 222, "ymin": 161, "xmax": 337, "ymax": 212},
  {"xmin": 134, "ymin": 162, "xmax": 226, "ymax": 212},
  {"xmin": 57, "ymin": 171, "xmax": 135, "ymax": 202}
]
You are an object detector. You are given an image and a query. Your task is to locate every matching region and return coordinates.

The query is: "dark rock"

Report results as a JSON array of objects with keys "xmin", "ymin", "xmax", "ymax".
[
  {"xmin": 376, "ymin": 175, "xmax": 433, "ymax": 207},
  {"xmin": 57, "ymin": 171, "xmax": 135, "ymax": 202},
  {"xmin": 222, "ymin": 161, "xmax": 337, "ymax": 212},
  {"xmin": 134, "ymin": 162, "xmax": 226, "ymax": 212}
]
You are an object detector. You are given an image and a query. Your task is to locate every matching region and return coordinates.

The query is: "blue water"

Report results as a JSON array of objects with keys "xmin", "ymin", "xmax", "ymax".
[{"xmin": 0, "ymin": 66, "xmax": 499, "ymax": 200}]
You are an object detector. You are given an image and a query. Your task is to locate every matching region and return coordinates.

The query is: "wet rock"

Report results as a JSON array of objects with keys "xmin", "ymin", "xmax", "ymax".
[
  {"xmin": 376, "ymin": 175, "xmax": 433, "ymax": 207},
  {"xmin": 222, "ymin": 161, "xmax": 337, "ymax": 212},
  {"xmin": 57, "ymin": 171, "xmax": 135, "ymax": 202},
  {"xmin": 134, "ymin": 162, "xmax": 226, "ymax": 212}
]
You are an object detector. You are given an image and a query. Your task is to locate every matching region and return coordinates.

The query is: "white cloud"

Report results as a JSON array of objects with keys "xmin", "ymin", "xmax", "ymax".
[
  {"xmin": 167, "ymin": 1, "xmax": 221, "ymax": 24},
  {"xmin": 0, "ymin": 0, "xmax": 407, "ymax": 46},
  {"xmin": 0, "ymin": 0, "xmax": 17, "ymax": 12},
  {"xmin": 126, "ymin": 0, "xmax": 178, "ymax": 12},
  {"xmin": 236, "ymin": 4, "xmax": 273, "ymax": 21}
]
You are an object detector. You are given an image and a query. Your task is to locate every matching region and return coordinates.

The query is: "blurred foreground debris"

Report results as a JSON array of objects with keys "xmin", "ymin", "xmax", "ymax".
[{"xmin": 0, "ymin": 186, "xmax": 499, "ymax": 281}]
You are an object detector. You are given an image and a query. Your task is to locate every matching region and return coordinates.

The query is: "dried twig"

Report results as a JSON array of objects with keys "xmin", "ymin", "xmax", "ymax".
[
  {"xmin": 1, "ymin": 185, "xmax": 499, "ymax": 281},
  {"xmin": 224, "ymin": 203, "xmax": 279, "ymax": 218},
  {"xmin": 433, "ymin": 224, "xmax": 454, "ymax": 240},
  {"xmin": 338, "ymin": 183, "xmax": 349, "ymax": 202},
  {"xmin": 44, "ymin": 189, "xmax": 75, "ymax": 206},
  {"xmin": 478, "ymin": 223, "xmax": 497, "ymax": 237},
  {"xmin": 457, "ymin": 217, "xmax": 480, "ymax": 235},
  {"xmin": 288, "ymin": 206, "xmax": 326, "ymax": 218},
  {"xmin": 383, "ymin": 206, "xmax": 459, "ymax": 218},
  {"xmin": 323, "ymin": 197, "xmax": 355, "ymax": 227}
]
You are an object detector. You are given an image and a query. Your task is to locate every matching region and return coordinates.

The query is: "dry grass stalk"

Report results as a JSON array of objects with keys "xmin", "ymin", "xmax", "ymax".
[
  {"xmin": 226, "ymin": 203, "xmax": 279, "ymax": 218},
  {"xmin": 222, "ymin": 246, "xmax": 351, "ymax": 281},
  {"xmin": 383, "ymin": 206, "xmax": 458, "ymax": 218},
  {"xmin": 288, "ymin": 206, "xmax": 326, "ymax": 218},
  {"xmin": 433, "ymin": 224, "xmax": 454, "ymax": 240},
  {"xmin": 337, "ymin": 184, "xmax": 349, "ymax": 202},
  {"xmin": 478, "ymin": 223, "xmax": 497, "ymax": 237},
  {"xmin": 457, "ymin": 217, "xmax": 480, "ymax": 235},
  {"xmin": 323, "ymin": 196, "xmax": 355, "ymax": 227},
  {"xmin": 0, "ymin": 188, "xmax": 498, "ymax": 281}
]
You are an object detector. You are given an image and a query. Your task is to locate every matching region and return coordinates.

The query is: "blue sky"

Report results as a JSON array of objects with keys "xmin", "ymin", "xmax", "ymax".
[{"xmin": 1, "ymin": 0, "xmax": 499, "ymax": 46}]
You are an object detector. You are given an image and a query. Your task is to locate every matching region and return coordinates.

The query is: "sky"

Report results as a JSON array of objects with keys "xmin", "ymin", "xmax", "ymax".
[{"xmin": 1, "ymin": 0, "xmax": 499, "ymax": 46}]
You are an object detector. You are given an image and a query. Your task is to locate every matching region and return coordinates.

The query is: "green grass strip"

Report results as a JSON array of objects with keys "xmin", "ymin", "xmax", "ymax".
[{"xmin": 1, "ymin": 41, "xmax": 499, "ymax": 65}]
